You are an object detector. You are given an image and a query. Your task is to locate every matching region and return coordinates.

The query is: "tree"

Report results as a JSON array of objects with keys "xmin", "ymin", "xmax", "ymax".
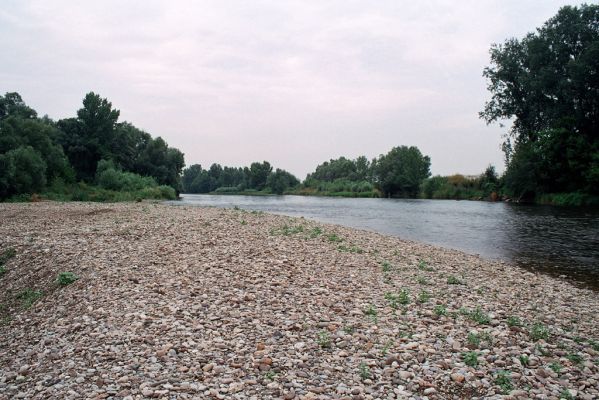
[
  {"xmin": 266, "ymin": 168, "xmax": 299, "ymax": 194},
  {"xmin": 249, "ymin": 161, "xmax": 272, "ymax": 190},
  {"xmin": 481, "ymin": 4, "xmax": 599, "ymax": 197},
  {"xmin": 373, "ymin": 146, "xmax": 431, "ymax": 197}
]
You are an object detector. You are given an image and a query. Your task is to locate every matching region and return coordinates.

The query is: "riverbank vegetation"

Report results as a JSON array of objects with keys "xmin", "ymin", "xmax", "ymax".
[
  {"xmin": 0, "ymin": 92, "xmax": 182, "ymax": 201},
  {"xmin": 479, "ymin": 4, "xmax": 599, "ymax": 206}
]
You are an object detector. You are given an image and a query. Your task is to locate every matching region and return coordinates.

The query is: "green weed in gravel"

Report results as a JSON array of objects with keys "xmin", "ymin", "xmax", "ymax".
[
  {"xmin": 317, "ymin": 330, "xmax": 332, "ymax": 348},
  {"xmin": 434, "ymin": 305, "xmax": 447, "ymax": 316},
  {"xmin": 0, "ymin": 248, "xmax": 16, "ymax": 265},
  {"xmin": 494, "ymin": 370, "xmax": 513, "ymax": 394},
  {"xmin": 530, "ymin": 323, "xmax": 550, "ymax": 341},
  {"xmin": 56, "ymin": 272, "xmax": 79, "ymax": 286},
  {"xmin": 359, "ymin": 362, "xmax": 371, "ymax": 381},
  {"xmin": 18, "ymin": 289, "xmax": 43, "ymax": 308},
  {"xmin": 463, "ymin": 351, "xmax": 479, "ymax": 367}
]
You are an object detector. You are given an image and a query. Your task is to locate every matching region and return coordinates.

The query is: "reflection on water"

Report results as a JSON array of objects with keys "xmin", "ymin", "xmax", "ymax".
[{"xmin": 167, "ymin": 195, "xmax": 599, "ymax": 289}]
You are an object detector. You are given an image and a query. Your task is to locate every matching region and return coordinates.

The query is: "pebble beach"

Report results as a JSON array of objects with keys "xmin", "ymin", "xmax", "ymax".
[{"xmin": 0, "ymin": 202, "xmax": 598, "ymax": 399}]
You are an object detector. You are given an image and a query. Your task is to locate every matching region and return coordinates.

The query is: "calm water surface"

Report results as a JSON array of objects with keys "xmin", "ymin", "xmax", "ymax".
[{"xmin": 168, "ymin": 194, "xmax": 599, "ymax": 289}]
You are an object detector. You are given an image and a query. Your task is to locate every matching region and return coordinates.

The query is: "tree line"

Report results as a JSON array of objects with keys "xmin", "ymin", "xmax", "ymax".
[
  {"xmin": 182, "ymin": 146, "xmax": 432, "ymax": 198},
  {"xmin": 0, "ymin": 92, "xmax": 184, "ymax": 201}
]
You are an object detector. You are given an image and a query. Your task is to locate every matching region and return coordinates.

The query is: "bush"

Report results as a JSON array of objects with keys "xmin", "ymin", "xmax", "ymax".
[{"xmin": 96, "ymin": 160, "xmax": 157, "ymax": 191}]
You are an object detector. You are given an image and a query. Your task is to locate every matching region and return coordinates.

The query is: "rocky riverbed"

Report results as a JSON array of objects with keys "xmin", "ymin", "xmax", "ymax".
[{"xmin": 0, "ymin": 202, "xmax": 598, "ymax": 400}]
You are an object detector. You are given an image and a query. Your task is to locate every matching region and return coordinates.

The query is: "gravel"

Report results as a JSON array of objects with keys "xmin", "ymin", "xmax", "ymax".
[{"xmin": 0, "ymin": 201, "xmax": 597, "ymax": 399}]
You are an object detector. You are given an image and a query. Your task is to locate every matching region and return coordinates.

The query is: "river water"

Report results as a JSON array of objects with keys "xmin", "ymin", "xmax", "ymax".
[{"xmin": 168, "ymin": 194, "xmax": 599, "ymax": 289}]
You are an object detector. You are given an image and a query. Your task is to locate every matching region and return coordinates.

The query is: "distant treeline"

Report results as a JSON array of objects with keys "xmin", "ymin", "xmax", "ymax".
[
  {"xmin": 0, "ymin": 92, "xmax": 183, "ymax": 201},
  {"xmin": 182, "ymin": 146, "xmax": 433, "ymax": 198}
]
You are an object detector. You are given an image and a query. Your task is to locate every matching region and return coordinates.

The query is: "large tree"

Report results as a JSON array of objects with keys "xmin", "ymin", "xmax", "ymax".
[
  {"xmin": 373, "ymin": 146, "xmax": 431, "ymax": 197},
  {"xmin": 481, "ymin": 4, "xmax": 599, "ymax": 197}
]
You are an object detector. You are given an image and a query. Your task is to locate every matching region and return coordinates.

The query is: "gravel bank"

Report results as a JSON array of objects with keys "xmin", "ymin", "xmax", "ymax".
[{"xmin": 0, "ymin": 202, "xmax": 598, "ymax": 400}]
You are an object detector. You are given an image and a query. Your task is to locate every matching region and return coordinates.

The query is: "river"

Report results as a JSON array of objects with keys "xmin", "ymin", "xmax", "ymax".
[{"xmin": 167, "ymin": 194, "xmax": 599, "ymax": 289}]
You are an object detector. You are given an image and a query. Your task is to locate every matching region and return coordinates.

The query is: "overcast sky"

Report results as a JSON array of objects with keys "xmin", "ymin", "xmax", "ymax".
[{"xmin": 0, "ymin": 1, "xmax": 586, "ymax": 179}]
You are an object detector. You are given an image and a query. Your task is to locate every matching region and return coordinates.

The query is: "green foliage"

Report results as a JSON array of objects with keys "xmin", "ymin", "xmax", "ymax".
[
  {"xmin": 421, "ymin": 167, "xmax": 499, "ymax": 200},
  {"xmin": 358, "ymin": 362, "xmax": 371, "ymax": 381},
  {"xmin": 381, "ymin": 261, "xmax": 391, "ymax": 272},
  {"xmin": 56, "ymin": 271, "xmax": 79, "ymax": 286},
  {"xmin": 560, "ymin": 389, "xmax": 574, "ymax": 400},
  {"xmin": 519, "ymin": 355, "xmax": 529, "ymax": 366},
  {"xmin": 434, "ymin": 305, "xmax": 447, "ymax": 316},
  {"xmin": 418, "ymin": 290, "xmax": 431, "ymax": 303},
  {"xmin": 463, "ymin": 351, "xmax": 479, "ymax": 367},
  {"xmin": 549, "ymin": 362, "xmax": 563, "ymax": 374},
  {"xmin": 530, "ymin": 323, "xmax": 550, "ymax": 341},
  {"xmin": 317, "ymin": 331, "xmax": 332, "ymax": 348},
  {"xmin": 481, "ymin": 4, "xmax": 599, "ymax": 198},
  {"xmin": 18, "ymin": 289, "xmax": 43, "ymax": 308},
  {"xmin": 567, "ymin": 353, "xmax": 583, "ymax": 364},
  {"xmin": 327, "ymin": 233, "xmax": 342, "ymax": 243},
  {"xmin": 0, "ymin": 266, "xmax": 5, "ymax": 276},
  {"xmin": 0, "ymin": 248, "xmax": 16, "ymax": 266},
  {"xmin": 398, "ymin": 289, "xmax": 410, "ymax": 305},
  {"xmin": 447, "ymin": 275, "xmax": 462, "ymax": 285},
  {"xmin": 0, "ymin": 91, "xmax": 183, "ymax": 200},
  {"xmin": 468, "ymin": 307, "xmax": 490, "ymax": 325},
  {"xmin": 95, "ymin": 160, "xmax": 158, "ymax": 191},
  {"xmin": 309, "ymin": 227, "xmax": 322, "ymax": 238},
  {"xmin": 182, "ymin": 162, "xmax": 299, "ymax": 195},
  {"xmin": 507, "ymin": 316, "xmax": 523, "ymax": 327},
  {"xmin": 494, "ymin": 370, "xmax": 513, "ymax": 394},
  {"xmin": 373, "ymin": 146, "xmax": 431, "ymax": 197},
  {"xmin": 363, "ymin": 305, "xmax": 378, "ymax": 323}
]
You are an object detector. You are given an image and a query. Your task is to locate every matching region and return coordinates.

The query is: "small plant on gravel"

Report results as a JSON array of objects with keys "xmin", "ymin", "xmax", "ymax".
[
  {"xmin": 18, "ymin": 289, "xmax": 43, "ymax": 308},
  {"xmin": 0, "ymin": 266, "xmax": 6, "ymax": 277},
  {"xmin": 343, "ymin": 325, "xmax": 355, "ymax": 334},
  {"xmin": 567, "ymin": 353, "xmax": 583, "ymax": 364},
  {"xmin": 417, "ymin": 260, "xmax": 433, "ymax": 271},
  {"xmin": 327, "ymin": 233, "xmax": 342, "ymax": 243},
  {"xmin": 589, "ymin": 339, "xmax": 599, "ymax": 352},
  {"xmin": 549, "ymin": 362, "xmax": 563, "ymax": 374},
  {"xmin": 381, "ymin": 341, "xmax": 393, "ymax": 356},
  {"xmin": 418, "ymin": 290, "xmax": 431, "ymax": 303},
  {"xmin": 358, "ymin": 362, "xmax": 371, "ymax": 381},
  {"xmin": 263, "ymin": 371, "xmax": 276, "ymax": 381},
  {"xmin": 468, "ymin": 332, "xmax": 482, "ymax": 347},
  {"xmin": 447, "ymin": 275, "xmax": 462, "ymax": 285},
  {"xmin": 56, "ymin": 272, "xmax": 79, "ymax": 286},
  {"xmin": 434, "ymin": 305, "xmax": 447, "ymax": 316},
  {"xmin": 463, "ymin": 351, "xmax": 479, "ymax": 367},
  {"xmin": 309, "ymin": 226, "xmax": 322, "ymax": 238},
  {"xmin": 363, "ymin": 305, "xmax": 378, "ymax": 323},
  {"xmin": 317, "ymin": 331, "xmax": 332, "ymax": 348},
  {"xmin": 398, "ymin": 289, "xmax": 410, "ymax": 305},
  {"xmin": 530, "ymin": 323, "xmax": 550, "ymax": 341},
  {"xmin": 416, "ymin": 276, "xmax": 429, "ymax": 285},
  {"xmin": 519, "ymin": 355, "xmax": 529, "ymax": 366},
  {"xmin": 0, "ymin": 248, "xmax": 16, "ymax": 265},
  {"xmin": 384, "ymin": 292, "xmax": 399, "ymax": 309},
  {"xmin": 240, "ymin": 220, "xmax": 247, "ymax": 225},
  {"xmin": 559, "ymin": 389, "xmax": 574, "ymax": 400},
  {"xmin": 494, "ymin": 370, "xmax": 513, "ymax": 394},
  {"xmin": 535, "ymin": 344, "xmax": 551, "ymax": 357},
  {"xmin": 469, "ymin": 307, "xmax": 490, "ymax": 325},
  {"xmin": 381, "ymin": 261, "xmax": 391, "ymax": 272},
  {"xmin": 507, "ymin": 316, "xmax": 523, "ymax": 327}
]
